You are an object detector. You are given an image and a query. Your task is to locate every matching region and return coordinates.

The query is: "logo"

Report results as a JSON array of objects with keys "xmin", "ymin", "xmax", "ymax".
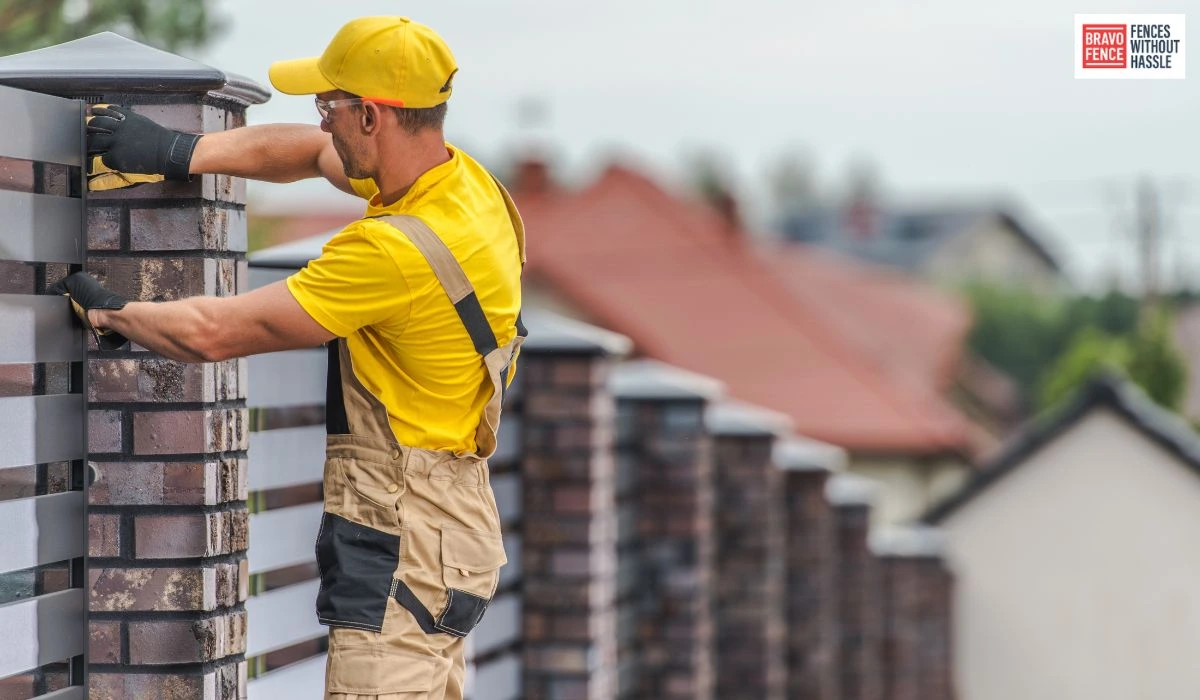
[{"xmin": 1075, "ymin": 14, "xmax": 1185, "ymax": 78}]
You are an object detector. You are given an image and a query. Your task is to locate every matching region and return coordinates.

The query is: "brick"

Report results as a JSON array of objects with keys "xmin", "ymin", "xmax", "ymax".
[
  {"xmin": 0, "ymin": 260, "xmax": 35, "ymax": 294},
  {"xmin": 203, "ymin": 174, "xmax": 247, "ymax": 204},
  {"xmin": 90, "ymin": 358, "xmax": 241, "ymax": 403},
  {"xmin": 127, "ymin": 611, "xmax": 246, "ymax": 664},
  {"xmin": 86, "ymin": 177, "xmax": 203, "ymax": 201},
  {"xmin": 133, "ymin": 408, "xmax": 247, "ymax": 455},
  {"xmin": 89, "ymin": 409, "xmax": 123, "ymax": 454},
  {"xmin": 89, "ymin": 513, "xmax": 122, "ymax": 558},
  {"xmin": 88, "ymin": 206, "xmax": 123, "ymax": 250},
  {"xmin": 88, "ymin": 256, "xmax": 229, "ymax": 302},
  {"xmin": 90, "ymin": 461, "xmax": 221, "ymax": 506},
  {"xmin": 165, "ymin": 461, "xmax": 220, "ymax": 504},
  {"xmin": 90, "ymin": 567, "xmax": 217, "ymax": 612},
  {"xmin": 90, "ymin": 671, "xmax": 212, "ymax": 700},
  {"xmin": 129, "ymin": 205, "xmax": 247, "ymax": 252},
  {"xmin": 0, "ymin": 155, "xmax": 35, "ymax": 192},
  {"xmin": 135, "ymin": 510, "xmax": 247, "ymax": 558},
  {"xmin": 89, "ymin": 620, "xmax": 122, "ymax": 664}
]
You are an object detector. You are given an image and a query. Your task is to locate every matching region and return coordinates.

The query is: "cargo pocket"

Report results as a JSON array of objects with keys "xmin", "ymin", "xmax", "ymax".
[
  {"xmin": 315, "ymin": 512, "xmax": 400, "ymax": 632},
  {"xmin": 435, "ymin": 526, "xmax": 508, "ymax": 637},
  {"xmin": 325, "ymin": 644, "xmax": 436, "ymax": 695}
]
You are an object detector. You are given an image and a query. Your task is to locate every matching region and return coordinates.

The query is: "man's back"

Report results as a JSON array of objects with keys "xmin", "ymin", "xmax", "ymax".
[{"xmin": 286, "ymin": 144, "xmax": 523, "ymax": 453}]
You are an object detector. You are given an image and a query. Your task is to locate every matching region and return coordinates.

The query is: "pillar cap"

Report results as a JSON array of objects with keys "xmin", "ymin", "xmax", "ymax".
[
  {"xmin": 773, "ymin": 436, "xmax": 846, "ymax": 473},
  {"xmin": 522, "ymin": 309, "xmax": 633, "ymax": 357},
  {"xmin": 0, "ymin": 32, "xmax": 230, "ymax": 96},
  {"xmin": 610, "ymin": 359, "xmax": 724, "ymax": 401},
  {"xmin": 825, "ymin": 472, "xmax": 882, "ymax": 506},
  {"xmin": 869, "ymin": 524, "xmax": 946, "ymax": 558},
  {"xmin": 706, "ymin": 399, "xmax": 793, "ymax": 438}
]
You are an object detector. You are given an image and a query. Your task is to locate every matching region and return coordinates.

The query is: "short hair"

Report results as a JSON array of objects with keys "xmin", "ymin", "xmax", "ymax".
[{"xmin": 390, "ymin": 103, "xmax": 447, "ymax": 134}]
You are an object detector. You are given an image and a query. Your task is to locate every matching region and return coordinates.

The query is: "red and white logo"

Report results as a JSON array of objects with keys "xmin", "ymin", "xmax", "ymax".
[{"xmin": 1075, "ymin": 14, "xmax": 1185, "ymax": 79}]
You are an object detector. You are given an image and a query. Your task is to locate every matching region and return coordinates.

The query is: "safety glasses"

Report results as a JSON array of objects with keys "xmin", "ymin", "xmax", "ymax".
[{"xmin": 315, "ymin": 96, "xmax": 366, "ymax": 121}]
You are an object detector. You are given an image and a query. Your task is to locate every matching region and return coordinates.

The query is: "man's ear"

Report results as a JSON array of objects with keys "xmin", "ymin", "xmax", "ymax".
[{"xmin": 360, "ymin": 102, "xmax": 381, "ymax": 134}]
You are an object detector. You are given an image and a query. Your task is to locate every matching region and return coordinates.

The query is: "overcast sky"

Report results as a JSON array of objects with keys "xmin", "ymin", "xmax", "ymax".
[{"xmin": 191, "ymin": 0, "xmax": 1197, "ymax": 292}]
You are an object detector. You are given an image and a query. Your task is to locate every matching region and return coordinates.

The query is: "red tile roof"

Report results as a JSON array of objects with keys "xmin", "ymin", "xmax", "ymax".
[{"xmin": 514, "ymin": 163, "xmax": 976, "ymax": 455}]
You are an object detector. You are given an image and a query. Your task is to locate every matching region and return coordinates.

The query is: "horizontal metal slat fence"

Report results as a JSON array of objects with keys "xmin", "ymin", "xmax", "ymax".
[{"xmin": 0, "ymin": 84, "xmax": 88, "ymax": 700}]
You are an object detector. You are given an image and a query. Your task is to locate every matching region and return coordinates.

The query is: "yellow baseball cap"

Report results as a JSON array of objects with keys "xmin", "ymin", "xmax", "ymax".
[{"xmin": 269, "ymin": 16, "xmax": 457, "ymax": 108}]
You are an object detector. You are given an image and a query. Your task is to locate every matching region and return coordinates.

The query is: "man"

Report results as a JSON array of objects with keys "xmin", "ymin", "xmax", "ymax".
[{"xmin": 53, "ymin": 16, "xmax": 523, "ymax": 700}]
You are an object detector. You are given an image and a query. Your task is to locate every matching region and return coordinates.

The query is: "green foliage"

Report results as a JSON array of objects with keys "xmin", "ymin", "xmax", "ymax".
[
  {"xmin": 1037, "ymin": 327, "xmax": 1130, "ymax": 411},
  {"xmin": 0, "ymin": 0, "xmax": 224, "ymax": 55},
  {"xmin": 1127, "ymin": 308, "xmax": 1188, "ymax": 411},
  {"xmin": 965, "ymin": 284, "xmax": 1188, "ymax": 415}
]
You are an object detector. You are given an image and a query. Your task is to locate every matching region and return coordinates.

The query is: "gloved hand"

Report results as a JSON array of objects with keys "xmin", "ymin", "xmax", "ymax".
[
  {"xmin": 87, "ymin": 155, "xmax": 165, "ymax": 192},
  {"xmin": 47, "ymin": 272, "xmax": 130, "ymax": 351},
  {"xmin": 87, "ymin": 104, "xmax": 201, "ymax": 181}
]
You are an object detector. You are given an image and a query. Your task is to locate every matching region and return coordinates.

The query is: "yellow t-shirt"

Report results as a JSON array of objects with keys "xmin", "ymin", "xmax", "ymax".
[{"xmin": 286, "ymin": 144, "xmax": 522, "ymax": 453}]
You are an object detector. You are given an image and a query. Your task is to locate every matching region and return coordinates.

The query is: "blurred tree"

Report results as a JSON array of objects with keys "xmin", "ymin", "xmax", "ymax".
[
  {"xmin": 1127, "ymin": 307, "xmax": 1188, "ymax": 411},
  {"xmin": 767, "ymin": 148, "xmax": 820, "ymax": 216},
  {"xmin": 1037, "ymin": 327, "xmax": 1130, "ymax": 411},
  {"xmin": 0, "ymin": 0, "xmax": 225, "ymax": 55}
]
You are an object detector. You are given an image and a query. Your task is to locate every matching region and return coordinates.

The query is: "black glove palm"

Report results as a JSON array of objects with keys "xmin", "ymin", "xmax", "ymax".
[
  {"xmin": 87, "ymin": 105, "xmax": 201, "ymax": 181},
  {"xmin": 47, "ymin": 272, "xmax": 130, "ymax": 351}
]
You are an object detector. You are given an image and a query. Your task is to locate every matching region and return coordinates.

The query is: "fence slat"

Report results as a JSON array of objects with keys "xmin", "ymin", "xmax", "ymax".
[
  {"xmin": 493, "ymin": 417, "xmax": 519, "ymax": 464},
  {"xmin": 0, "ymin": 492, "xmax": 85, "ymax": 574},
  {"xmin": 492, "ymin": 473, "xmax": 521, "ymax": 526},
  {"xmin": 0, "ymin": 295, "xmax": 85, "ymax": 364},
  {"xmin": 248, "ymin": 503, "xmax": 322, "ymax": 575},
  {"xmin": 0, "ymin": 191, "xmax": 82, "ymax": 264},
  {"xmin": 470, "ymin": 652, "xmax": 521, "ymax": 700},
  {"xmin": 246, "ymin": 579, "xmax": 323, "ymax": 657},
  {"xmin": 472, "ymin": 593, "xmax": 520, "ymax": 657},
  {"xmin": 498, "ymin": 534, "xmax": 520, "ymax": 588},
  {"xmin": 247, "ymin": 653, "xmax": 327, "ymax": 700},
  {"xmin": 0, "ymin": 86, "xmax": 81, "ymax": 166},
  {"xmin": 249, "ymin": 267, "xmax": 293, "ymax": 290},
  {"xmin": 33, "ymin": 687, "xmax": 85, "ymax": 700},
  {"xmin": 0, "ymin": 394, "xmax": 85, "ymax": 469},
  {"xmin": 247, "ymin": 427, "xmax": 325, "ymax": 492},
  {"xmin": 0, "ymin": 589, "xmax": 84, "ymax": 678},
  {"xmin": 247, "ymin": 350, "xmax": 325, "ymax": 408}
]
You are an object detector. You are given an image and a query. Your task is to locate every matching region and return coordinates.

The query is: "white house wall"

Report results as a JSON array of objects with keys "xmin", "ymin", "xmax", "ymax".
[{"xmin": 942, "ymin": 406, "xmax": 1200, "ymax": 700}]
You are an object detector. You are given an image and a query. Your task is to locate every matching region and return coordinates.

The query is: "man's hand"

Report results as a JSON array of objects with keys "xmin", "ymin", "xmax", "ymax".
[
  {"xmin": 47, "ymin": 272, "xmax": 130, "ymax": 351},
  {"xmin": 87, "ymin": 105, "xmax": 201, "ymax": 181}
]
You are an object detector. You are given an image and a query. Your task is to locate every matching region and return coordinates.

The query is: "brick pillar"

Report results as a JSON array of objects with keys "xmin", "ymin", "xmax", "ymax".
[
  {"xmin": 0, "ymin": 33, "xmax": 271, "ymax": 698},
  {"xmin": 777, "ymin": 438, "xmax": 846, "ymax": 700},
  {"xmin": 519, "ymin": 314, "xmax": 629, "ymax": 700},
  {"xmin": 873, "ymin": 526, "xmax": 955, "ymax": 700},
  {"xmin": 828, "ymin": 474, "xmax": 884, "ymax": 700},
  {"xmin": 611, "ymin": 360, "xmax": 721, "ymax": 700},
  {"xmin": 708, "ymin": 402, "xmax": 791, "ymax": 700}
]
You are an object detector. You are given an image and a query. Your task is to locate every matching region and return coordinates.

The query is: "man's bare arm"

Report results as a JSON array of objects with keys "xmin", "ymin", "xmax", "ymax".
[
  {"xmin": 189, "ymin": 124, "xmax": 354, "ymax": 194},
  {"xmin": 88, "ymin": 281, "xmax": 336, "ymax": 363}
]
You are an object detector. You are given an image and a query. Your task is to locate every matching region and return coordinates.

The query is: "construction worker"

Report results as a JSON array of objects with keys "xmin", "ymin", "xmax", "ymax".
[{"xmin": 52, "ymin": 16, "xmax": 523, "ymax": 699}]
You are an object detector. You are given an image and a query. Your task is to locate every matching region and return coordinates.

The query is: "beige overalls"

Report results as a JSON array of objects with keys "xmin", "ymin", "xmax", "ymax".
[{"xmin": 316, "ymin": 199, "xmax": 525, "ymax": 699}]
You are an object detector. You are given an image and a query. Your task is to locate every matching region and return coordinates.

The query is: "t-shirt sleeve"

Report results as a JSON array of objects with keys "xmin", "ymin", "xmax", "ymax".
[{"xmin": 286, "ymin": 223, "xmax": 411, "ymax": 338}]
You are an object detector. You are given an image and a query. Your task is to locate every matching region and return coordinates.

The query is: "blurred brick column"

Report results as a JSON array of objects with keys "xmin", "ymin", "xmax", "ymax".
[
  {"xmin": 611, "ymin": 360, "xmax": 722, "ymax": 700},
  {"xmin": 708, "ymin": 402, "xmax": 791, "ymax": 700},
  {"xmin": 519, "ymin": 315, "xmax": 630, "ymax": 700},
  {"xmin": 0, "ymin": 33, "xmax": 271, "ymax": 698},
  {"xmin": 777, "ymin": 438, "xmax": 847, "ymax": 700},
  {"xmin": 873, "ymin": 526, "xmax": 956, "ymax": 700},
  {"xmin": 828, "ymin": 474, "xmax": 884, "ymax": 700}
]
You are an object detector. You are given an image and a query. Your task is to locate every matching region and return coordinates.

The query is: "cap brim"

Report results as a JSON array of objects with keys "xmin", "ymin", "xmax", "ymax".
[{"xmin": 268, "ymin": 57, "xmax": 336, "ymax": 95}]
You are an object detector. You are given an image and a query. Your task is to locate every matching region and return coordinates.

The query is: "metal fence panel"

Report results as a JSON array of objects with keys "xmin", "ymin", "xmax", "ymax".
[
  {"xmin": 34, "ymin": 687, "xmax": 86, "ymax": 700},
  {"xmin": 245, "ymin": 579, "xmax": 323, "ymax": 657},
  {"xmin": 246, "ymin": 426, "xmax": 325, "ymax": 492},
  {"xmin": 0, "ymin": 492, "xmax": 85, "ymax": 574},
  {"xmin": 0, "ymin": 85, "xmax": 83, "ymax": 166},
  {"xmin": 247, "ymin": 350, "xmax": 325, "ymax": 408},
  {"xmin": 470, "ymin": 653, "xmax": 520, "ymax": 700},
  {"xmin": 0, "ymin": 295, "xmax": 86, "ymax": 364},
  {"xmin": 472, "ymin": 594, "xmax": 520, "ymax": 657},
  {"xmin": 0, "ymin": 191, "xmax": 82, "ymax": 263},
  {"xmin": 0, "ymin": 589, "xmax": 85, "ymax": 679},
  {"xmin": 0, "ymin": 394, "xmax": 85, "ymax": 469},
  {"xmin": 247, "ymin": 653, "xmax": 326, "ymax": 700},
  {"xmin": 247, "ymin": 503, "xmax": 322, "ymax": 575}
]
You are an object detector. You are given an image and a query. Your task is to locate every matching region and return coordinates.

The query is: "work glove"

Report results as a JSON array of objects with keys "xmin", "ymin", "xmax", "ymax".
[
  {"xmin": 86, "ymin": 155, "xmax": 165, "ymax": 192},
  {"xmin": 87, "ymin": 104, "xmax": 201, "ymax": 181},
  {"xmin": 47, "ymin": 272, "xmax": 130, "ymax": 351}
]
